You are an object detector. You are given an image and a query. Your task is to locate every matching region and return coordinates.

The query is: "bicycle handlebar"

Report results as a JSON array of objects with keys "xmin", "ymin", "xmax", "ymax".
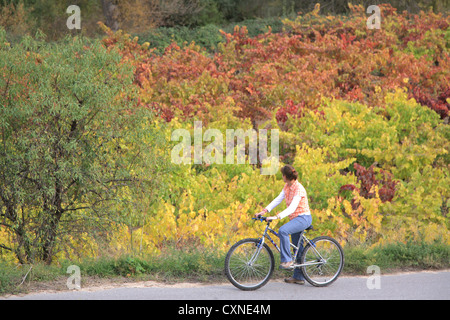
[{"xmin": 252, "ymin": 216, "xmax": 270, "ymax": 223}]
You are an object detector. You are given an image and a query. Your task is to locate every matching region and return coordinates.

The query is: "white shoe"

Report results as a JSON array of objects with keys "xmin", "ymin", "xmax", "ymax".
[{"xmin": 279, "ymin": 261, "xmax": 293, "ymax": 270}]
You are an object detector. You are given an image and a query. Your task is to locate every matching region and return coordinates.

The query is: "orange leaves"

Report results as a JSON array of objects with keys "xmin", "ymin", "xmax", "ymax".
[
  {"xmin": 340, "ymin": 33, "xmax": 357, "ymax": 50},
  {"xmin": 245, "ymin": 84, "xmax": 255, "ymax": 95},
  {"xmin": 98, "ymin": 5, "xmax": 449, "ymax": 124}
]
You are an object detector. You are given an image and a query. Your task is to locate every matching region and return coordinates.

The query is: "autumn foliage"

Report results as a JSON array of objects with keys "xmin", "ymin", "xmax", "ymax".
[
  {"xmin": 102, "ymin": 3, "xmax": 449, "ymax": 128},
  {"xmin": 1, "ymin": 3, "xmax": 449, "ymax": 265},
  {"xmin": 87, "ymin": 3, "xmax": 450, "ymax": 257}
]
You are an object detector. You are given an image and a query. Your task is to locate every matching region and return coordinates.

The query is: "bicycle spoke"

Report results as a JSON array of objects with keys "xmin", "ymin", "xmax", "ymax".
[
  {"xmin": 301, "ymin": 236, "xmax": 344, "ymax": 287},
  {"xmin": 225, "ymin": 239, "xmax": 274, "ymax": 290}
]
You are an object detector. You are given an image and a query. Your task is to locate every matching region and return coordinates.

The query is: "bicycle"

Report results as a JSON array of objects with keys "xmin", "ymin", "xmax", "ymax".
[{"xmin": 224, "ymin": 216, "xmax": 345, "ymax": 291}]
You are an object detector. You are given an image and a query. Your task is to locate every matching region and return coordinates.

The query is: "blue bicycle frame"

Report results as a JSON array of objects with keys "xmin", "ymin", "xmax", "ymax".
[{"xmin": 253, "ymin": 217, "xmax": 324, "ymax": 268}]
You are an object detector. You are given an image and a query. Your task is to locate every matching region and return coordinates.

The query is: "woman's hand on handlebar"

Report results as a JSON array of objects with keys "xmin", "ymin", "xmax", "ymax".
[{"xmin": 255, "ymin": 209, "xmax": 268, "ymax": 218}]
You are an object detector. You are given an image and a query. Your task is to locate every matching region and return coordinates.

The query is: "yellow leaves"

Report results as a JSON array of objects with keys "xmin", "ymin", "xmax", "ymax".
[
  {"xmin": 342, "ymin": 199, "xmax": 354, "ymax": 221},
  {"xmin": 97, "ymin": 21, "xmax": 110, "ymax": 34},
  {"xmin": 318, "ymin": 185, "xmax": 385, "ymax": 245},
  {"xmin": 312, "ymin": 3, "xmax": 321, "ymax": 17},
  {"xmin": 0, "ymin": 228, "xmax": 17, "ymax": 263},
  {"xmin": 422, "ymin": 223, "xmax": 450, "ymax": 244},
  {"xmin": 355, "ymin": 191, "xmax": 382, "ymax": 234},
  {"xmin": 375, "ymin": 85, "xmax": 382, "ymax": 93},
  {"xmin": 115, "ymin": 188, "xmax": 259, "ymax": 255}
]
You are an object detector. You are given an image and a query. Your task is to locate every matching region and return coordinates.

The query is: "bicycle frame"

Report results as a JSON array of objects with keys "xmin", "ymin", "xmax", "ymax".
[
  {"xmin": 256, "ymin": 219, "xmax": 326, "ymax": 268},
  {"xmin": 226, "ymin": 218, "xmax": 345, "ymax": 290}
]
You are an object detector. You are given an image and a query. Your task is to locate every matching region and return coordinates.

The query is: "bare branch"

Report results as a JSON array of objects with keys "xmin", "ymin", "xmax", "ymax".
[{"xmin": 0, "ymin": 243, "xmax": 13, "ymax": 251}]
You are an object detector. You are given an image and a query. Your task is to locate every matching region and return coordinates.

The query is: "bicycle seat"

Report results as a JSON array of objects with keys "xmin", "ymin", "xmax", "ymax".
[{"xmin": 305, "ymin": 225, "xmax": 314, "ymax": 231}]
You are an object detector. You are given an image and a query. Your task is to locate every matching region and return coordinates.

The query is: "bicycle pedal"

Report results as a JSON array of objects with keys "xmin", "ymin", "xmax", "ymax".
[{"xmin": 279, "ymin": 262, "xmax": 297, "ymax": 270}]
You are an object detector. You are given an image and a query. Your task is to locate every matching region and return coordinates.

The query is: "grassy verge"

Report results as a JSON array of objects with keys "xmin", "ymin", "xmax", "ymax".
[
  {"xmin": 344, "ymin": 241, "xmax": 450, "ymax": 274},
  {"xmin": 1, "ymin": 241, "xmax": 449, "ymax": 296}
]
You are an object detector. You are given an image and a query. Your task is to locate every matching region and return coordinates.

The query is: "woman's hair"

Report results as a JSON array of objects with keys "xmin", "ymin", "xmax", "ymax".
[{"xmin": 281, "ymin": 165, "xmax": 298, "ymax": 181}]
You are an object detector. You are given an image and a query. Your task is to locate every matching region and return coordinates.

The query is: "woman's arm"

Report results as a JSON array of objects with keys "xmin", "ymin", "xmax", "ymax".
[
  {"xmin": 276, "ymin": 195, "xmax": 301, "ymax": 219},
  {"xmin": 264, "ymin": 190, "xmax": 285, "ymax": 213}
]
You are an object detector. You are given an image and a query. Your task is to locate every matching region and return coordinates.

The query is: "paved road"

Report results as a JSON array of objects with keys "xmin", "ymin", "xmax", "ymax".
[{"xmin": 3, "ymin": 270, "xmax": 449, "ymax": 300}]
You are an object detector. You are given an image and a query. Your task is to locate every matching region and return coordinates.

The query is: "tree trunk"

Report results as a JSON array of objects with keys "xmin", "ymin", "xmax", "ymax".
[
  {"xmin": 101, "ymin": 0, "xmax": 120, "ymax": 31},
  {"xmin": 41, "ymin": 213, "xmax": 61, "ymax": 264}
]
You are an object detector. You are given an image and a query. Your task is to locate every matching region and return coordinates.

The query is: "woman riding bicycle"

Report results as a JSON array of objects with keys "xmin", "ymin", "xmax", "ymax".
[{"xmin": 255, "ymin": 164, "xmax": 312, "ymax": 285}]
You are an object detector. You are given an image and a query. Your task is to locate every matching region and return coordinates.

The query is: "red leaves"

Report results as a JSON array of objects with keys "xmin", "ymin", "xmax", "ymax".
[
  {"xmin": 338, "ymin": 163, "xmax": 398, "ymax": 220},
  {"xmin": 133, "ymin": 63, "xmax": 151, "ymax": 88},
  {"xmin": 411, "ymin": 86, "xmax": 449, "ymax": 120},
  {"xmin": 340, "ymin": 33, "xmax": 356, "ymax": 50},
  {"xmin": 353, "ymin": 163, "xmax": 398, "ymax": 203},
  {"xmin": 339, "ymin": 184, "xmax": 357, "ymax": 193},
  {"xmin": 150, "ymin": 102, "xmax": 174, "ymax": 122},
  {"xmin": 276, "ymin": 99, "xmax": 306, "ymax": 124},
  {"xmin": 97, "ymin": 6, "xmax": 450, "ymax": 125}
]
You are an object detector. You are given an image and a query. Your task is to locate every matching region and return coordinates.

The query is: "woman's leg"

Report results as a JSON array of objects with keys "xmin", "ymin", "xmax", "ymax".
[
  {"xmin": 291, "ymin": 214, "xmax": 312, "ymax": 280},
  {"xmin": 291, "ymin": 231, "xmax": 304, "ymax": 280},
  {"xmin": 278, "ymin": 215, "xmax": 312, "ymax": 264}
]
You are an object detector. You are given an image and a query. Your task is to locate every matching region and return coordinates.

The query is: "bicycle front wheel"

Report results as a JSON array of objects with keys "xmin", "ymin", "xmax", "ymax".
[
  {"xmin": 225, "ymin": 238, "xmax": 274, "ymax": 291},
  {"xmin": 300, "ymin": 236, "xmax": 344, "ymax": 287}
]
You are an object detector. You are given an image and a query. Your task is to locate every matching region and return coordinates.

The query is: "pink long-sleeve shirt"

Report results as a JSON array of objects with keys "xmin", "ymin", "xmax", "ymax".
[{"xmin": 265, "ymin": 180, "xmax": 311, "ymax": 220}]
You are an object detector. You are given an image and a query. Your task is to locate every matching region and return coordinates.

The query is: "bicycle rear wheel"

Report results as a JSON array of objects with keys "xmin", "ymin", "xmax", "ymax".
[
  {"xmin": 225, "ymin": 238, "xmax": 274, "ymax": 291},
  {"xmin": 300, "ymin": 236, "xmax": 344, "ymax": 287}
]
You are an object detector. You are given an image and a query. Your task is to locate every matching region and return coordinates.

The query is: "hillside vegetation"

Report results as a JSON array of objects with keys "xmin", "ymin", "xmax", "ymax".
[{"xmin": 0, "ymin": 4, "xmax": 449, "ymax": 290}]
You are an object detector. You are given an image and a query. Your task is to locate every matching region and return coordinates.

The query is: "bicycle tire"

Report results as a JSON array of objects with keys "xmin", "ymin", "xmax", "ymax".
[
  {"xmin": 300, "ymin": 236, "xmax": 344, "ymax": 287},
  {"xmin": 225, "ymin": 238, "xmax": 275, "ymax": 291}
]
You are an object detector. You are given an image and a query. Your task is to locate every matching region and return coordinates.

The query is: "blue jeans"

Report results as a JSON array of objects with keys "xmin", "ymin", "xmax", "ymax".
[{"xmin": 278, "ymin": 214, "xmax": 312, "ymax": 280}]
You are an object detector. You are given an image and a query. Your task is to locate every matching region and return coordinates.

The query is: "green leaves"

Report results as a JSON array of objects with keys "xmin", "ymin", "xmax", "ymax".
[{"xmin": 0, "ymin": 30, "xmax": 165, "ymax": 263}]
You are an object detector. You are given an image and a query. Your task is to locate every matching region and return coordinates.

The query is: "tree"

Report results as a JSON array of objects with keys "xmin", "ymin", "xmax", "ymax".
[
  {"xmin": 101, "ymin": 0, "xmax": 119, "ymax": 31},
  {"xmin": 100, "ymin": 0, "xmax": 203, "ymax": 33},
  {"xmin": 0, "ymin": 28, "xmax": 165, "ymax": 264}
]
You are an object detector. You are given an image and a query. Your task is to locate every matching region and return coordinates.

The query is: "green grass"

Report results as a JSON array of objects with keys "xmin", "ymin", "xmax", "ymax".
[
  {"xmin": 344, "ymin": 241, "xmax": 450, "ymax": 274},
  {"xmin": 0, "ymin": 262, "xmax": 62, "ymax": 295},
  {"xmin": 67, "ymin": 247, "xmax": 225, "ymax": 280},
  {"xmin": 1, "ymin": 241, "xmax": 449, "ymax": 295}
]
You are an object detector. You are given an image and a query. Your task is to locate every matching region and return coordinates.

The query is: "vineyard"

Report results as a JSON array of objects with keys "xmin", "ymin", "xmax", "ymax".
[{"xmin": 0, "ymin": 3, "xmax": 449, "ymax": 273}]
